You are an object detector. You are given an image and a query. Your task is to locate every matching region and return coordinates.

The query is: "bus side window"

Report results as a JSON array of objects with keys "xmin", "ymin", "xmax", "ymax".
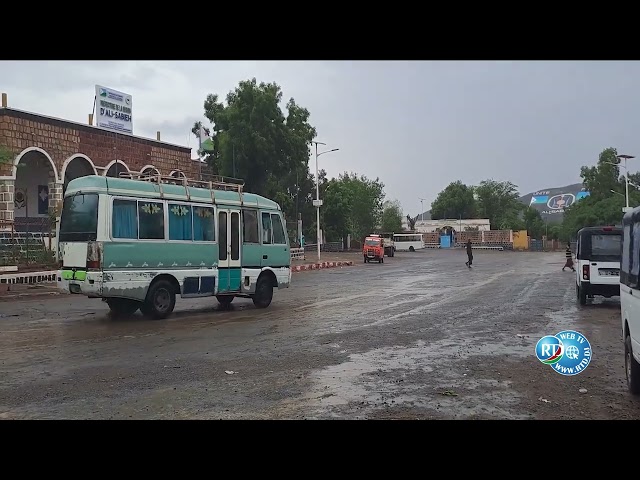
[
  {"xmin": 633, "ymin": 222, "xmax": 640, "ymax": 287},
  {"xmin": 261, "ymin": 212, "xmax": 272, "ymax": 244},
  {"xmin": 112, "ymin": 199, "xmax": 138, "ymax": 239},
  {"xmin": 243, "ymin": 209, "xmax": 259, "ymax": 243},
  {"xmin": 138, "ymin": 201, "xmax": 165, "ymax": 240},
  {"xmin": 168, "ymin": 203, "xmax": 193, "ymax": 241},
  {"xmin": 622, "ymin": 224, "xmax": 631, "ymax": 284},
  {"xmin": 271, "ymin": 213, "xmax": 287, "ymax": 245},
  {"xmin": 193, "ymin": 206, "xmax": 215, "ymax": 242}
]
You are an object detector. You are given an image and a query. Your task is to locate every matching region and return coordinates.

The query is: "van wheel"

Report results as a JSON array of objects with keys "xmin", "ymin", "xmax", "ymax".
[
  {"xmin": 577, "ymin": 284, "xmax": 587, "ymax": 305},
  {"xmin": 216, "ymin": 295, "xmax": 234, "ymax": 308},
  {"xmin": 106, "ymin": 298, "xmax": 140, "ymax": 317},
  {"xmin": 143, "ymin": 280, "xmax": 176, "ymax": 319},
  {"xmin": 626, "ymin": 333, "xmax": 640, "ymax": 395},
  {"xmin": 252, "ymin": 275, "xmax": 273, "ymax": 309}
]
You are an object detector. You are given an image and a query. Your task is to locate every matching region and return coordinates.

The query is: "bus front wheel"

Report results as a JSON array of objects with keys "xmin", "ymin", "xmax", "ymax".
[
  {"xmin": 107, "ymin": 298, "xmax": 140, "ymax": 317},
  {"xmin": 143, "ymin": 280, "xmax": 176, "ymax": 319},
  {"xmin": 252, "ymin": 275, "xmax": 273, "ymax": 309}
]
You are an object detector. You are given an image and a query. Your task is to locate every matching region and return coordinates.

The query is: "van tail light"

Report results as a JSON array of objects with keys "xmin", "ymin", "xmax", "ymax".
[
  {"xmin": 86, "ymin": 241, "xmax": 103, "ymax": 271},
  {"xmin": 86, "ymin": 260, "xmax": 100, "ymax": 269},
  {"xmin": 583, "ymin": 264, "xmax": 590, "ymax": 281}
]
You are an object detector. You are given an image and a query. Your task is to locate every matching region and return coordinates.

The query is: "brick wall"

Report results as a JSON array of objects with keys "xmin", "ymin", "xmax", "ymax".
[
  {"xmin": 0, "ymin": 107, "xmax": 195, "ymax": 179},
  {"xmin": 455, "ymin": 230, "xmax": 512, "ymax": 245},
  {"xmin": 423, "ymin": 232, "xmax": 440, "ymax": 244}
]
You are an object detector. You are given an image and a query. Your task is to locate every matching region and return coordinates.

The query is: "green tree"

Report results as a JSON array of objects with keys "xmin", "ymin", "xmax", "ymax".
[
  {"xmin": 322, "ymin": 172, "xmax": 385, "ymax": 243},
  {"xmin": 562, "ymin": 147, "xmax": 640, "ymax": 239},
  {"xmin": 380, "ymin": 199, "xmax": 403, "ymax": 233},
  {"xmin": 522, "ymin": 206, "xmax": 545, "ymax": 239},
  {"xmin": 192, "ymin": 78, "xmax": 317, "ymax": 202},
  {"xmin": 548, "ymin": 224, "xmax": 563, "ymax": 241},
  {"xmin": 474, "ymin": 179, "xmax": 523, "ymax": 230},
  {"xmin": 579, "ymin": 147, "xmax": 620, "ymax": 200},
  {"xmin": 429, "ymin": 181, "xmax": 476, "ymax": 220}
]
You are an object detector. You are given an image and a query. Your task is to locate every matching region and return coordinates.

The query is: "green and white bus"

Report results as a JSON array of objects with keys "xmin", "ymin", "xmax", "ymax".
[{"xmin": 57, "ymin": 174, "xmax": 291, "ymax": 319}]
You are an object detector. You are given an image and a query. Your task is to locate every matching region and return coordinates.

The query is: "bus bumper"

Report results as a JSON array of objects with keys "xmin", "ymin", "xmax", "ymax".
[{"xmin": 57, "ymin": 270, "xmax": 103, "ymax": 297}]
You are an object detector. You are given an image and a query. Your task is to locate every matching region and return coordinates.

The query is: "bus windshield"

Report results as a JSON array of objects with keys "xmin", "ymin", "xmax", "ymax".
[{"xmin": 59, "ymin": 193, "xmax": 99, "ymax": 242}]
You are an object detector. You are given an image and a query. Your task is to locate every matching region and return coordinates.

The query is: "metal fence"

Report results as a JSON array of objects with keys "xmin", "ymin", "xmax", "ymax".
[{"xmin": 0, "ymin": 220, "xmax": 57, "ymax": 268}]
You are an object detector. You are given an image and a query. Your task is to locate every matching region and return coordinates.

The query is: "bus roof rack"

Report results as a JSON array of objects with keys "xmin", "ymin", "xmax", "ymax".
[{"xmin": 123, "ymin": 170, "xmax": 245, "ymax": 194}]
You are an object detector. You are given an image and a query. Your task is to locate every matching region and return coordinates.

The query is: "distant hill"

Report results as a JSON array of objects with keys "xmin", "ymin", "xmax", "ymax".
[{"xmin": 414, "ymin": 182, "xmax": 589, "ymax": 225}]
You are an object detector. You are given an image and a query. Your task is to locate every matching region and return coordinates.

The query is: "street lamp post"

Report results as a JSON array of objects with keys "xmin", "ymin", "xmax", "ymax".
[
  {"xmin": 606, "ymin": 155, "xmax": 635, "ymax": 213},
  {"xmin": 618, "ymin": 154, "xmax": 635, "ymax": 213},
  {"xmin": 419, "ymin": 198, "xmax": 426, "ymax": 222},
  {"xmin": 311, "ymin": 141, "xmax": 339, "ymax": 261},
  {"xmin": 611, "ymin": 189, "xmax": 626, "ymax": 198}
]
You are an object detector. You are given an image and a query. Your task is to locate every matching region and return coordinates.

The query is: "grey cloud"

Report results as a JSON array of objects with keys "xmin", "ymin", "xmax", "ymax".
[{"xmin": 2, "ymin": 61, "xmax": 640, "ymax": 216}]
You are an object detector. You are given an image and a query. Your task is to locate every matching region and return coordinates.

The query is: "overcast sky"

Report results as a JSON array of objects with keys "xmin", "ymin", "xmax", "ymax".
[{"xmin": 1, "ymin": 60, "xmax": 639, "ymax": 216}]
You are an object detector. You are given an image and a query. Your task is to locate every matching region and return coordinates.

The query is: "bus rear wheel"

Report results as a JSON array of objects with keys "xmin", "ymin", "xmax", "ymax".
[
  {"xmin": 107, "ymin": 298, "xmax": 140, "ymax": 317},
  {"xmin": 409, "ymin": 246, "xmax": 415, "ymax": 252},
  {"xmin": 143, "ymin": 280, "xmax": 176, "ymax": 319},
  {"xmin": 252, "ymin": 275, "xmax": 273, "ymax": 309}
]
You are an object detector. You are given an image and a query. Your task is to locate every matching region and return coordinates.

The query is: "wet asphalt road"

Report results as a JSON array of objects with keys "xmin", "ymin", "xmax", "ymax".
[{"xmin": 1, "ymin": 249, "xmax": 640, "ymax": 420}]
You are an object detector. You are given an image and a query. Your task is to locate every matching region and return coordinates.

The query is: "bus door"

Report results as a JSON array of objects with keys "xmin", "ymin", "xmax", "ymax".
[{"xmin": 217, "ymin": 208, "xmax": 242, "ymax": 293}]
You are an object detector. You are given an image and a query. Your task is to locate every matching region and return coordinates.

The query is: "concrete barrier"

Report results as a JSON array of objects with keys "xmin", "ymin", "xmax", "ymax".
[
  {"xmin": 0, "ymin": 270, "xmax": 57, "ymax": 285},
  {"xmin": 292, "ymin": 261, "xmax": 354, "ymax": 272}
]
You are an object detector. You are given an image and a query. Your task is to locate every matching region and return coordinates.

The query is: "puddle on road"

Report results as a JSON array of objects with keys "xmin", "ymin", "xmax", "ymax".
[
  {"xmin": 298, "ymin": 278, "xmax": 597, "ymax": 419},
  {"xmin": 300, "ymin": 338, "xmax": 531, "ymax": 419}
]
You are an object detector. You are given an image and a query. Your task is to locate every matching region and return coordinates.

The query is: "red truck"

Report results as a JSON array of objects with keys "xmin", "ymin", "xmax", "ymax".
[{"xmin": 363, "ymin": 235, "xmax": 385, "ymax": 263}]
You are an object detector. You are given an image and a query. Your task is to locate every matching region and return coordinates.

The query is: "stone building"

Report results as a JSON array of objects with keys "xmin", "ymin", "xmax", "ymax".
[{"xmin": 0, "ymin": 96, "xmax": 202, "ymax": 234}]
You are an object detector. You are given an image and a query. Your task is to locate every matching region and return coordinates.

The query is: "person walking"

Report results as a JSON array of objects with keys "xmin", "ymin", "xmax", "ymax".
[
  {"xmin": 562, "ymin": 242, "xmax": 575, "ymax": 272},
  {"xmin": 465, "ymin": 239, "xmax": 473, "ymax": 268}
]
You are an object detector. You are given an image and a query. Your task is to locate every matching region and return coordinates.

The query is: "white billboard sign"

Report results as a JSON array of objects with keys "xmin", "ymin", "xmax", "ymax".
[{"xmin": 95, "ymin": 85, "xmax": 133, "ymax": 134}]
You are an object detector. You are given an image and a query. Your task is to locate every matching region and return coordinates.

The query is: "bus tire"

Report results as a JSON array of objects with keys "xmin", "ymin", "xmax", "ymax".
[
  {"xmin": 409, "ymin": 246, "xmax": 415, "ymax": 252},
  {"xmin": 107, "ymin": 298, "xmax": 140, "ymax": 317},
  {"xmin": 625, "ymin": 332, "xmax": 640, "ymax": 395},
  {"xmin": 143, "ymin": 279, "xmax": 176, "ymax": 319},
  {"xmin": 216, "ymin": 295, "xmax": 234, "ymax": 308},
  {"xmin": 252, "ymin": 275, "xmax": 273, "ymax": 309}
]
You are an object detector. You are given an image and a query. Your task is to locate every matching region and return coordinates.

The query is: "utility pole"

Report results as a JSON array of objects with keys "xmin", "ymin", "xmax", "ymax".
[{"xmin": 311, "ymin": 141, "xmax": 339, "ymax": 261}]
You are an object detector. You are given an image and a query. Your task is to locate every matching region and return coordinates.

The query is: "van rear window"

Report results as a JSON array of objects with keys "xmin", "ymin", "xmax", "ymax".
[
  {"xmin": 59, "ymin": 194, "xmax": 99, "ymax": 242},
  {"xmin": 591, "ymin": 234, "xmax": 621, "ymax": 258}
]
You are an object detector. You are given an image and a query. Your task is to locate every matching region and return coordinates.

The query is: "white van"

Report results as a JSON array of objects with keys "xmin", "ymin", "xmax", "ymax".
[
  {"xmin": 620, "ymin": 211, "xmax": 640, "ymax": 394},
  {"xmin": 575, "ymin": 226, "xmax": 622, "ymax": 305}
]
